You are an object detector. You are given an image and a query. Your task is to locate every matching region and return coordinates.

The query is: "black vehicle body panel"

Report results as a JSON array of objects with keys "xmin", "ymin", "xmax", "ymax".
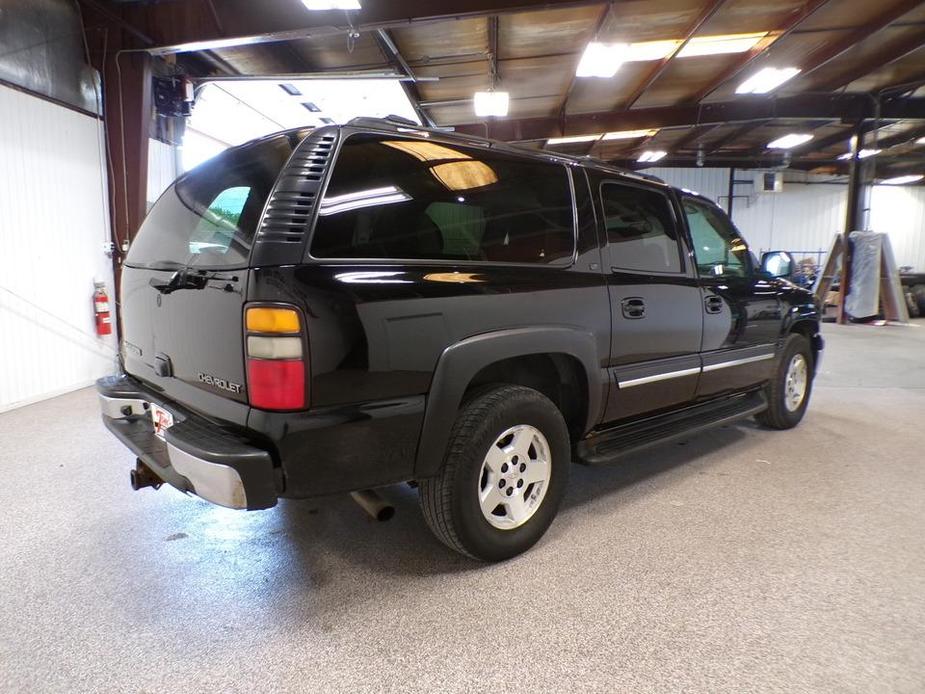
[{"xmin": 101, "ymin": 118, "xmax": 822, "ymax": 507}]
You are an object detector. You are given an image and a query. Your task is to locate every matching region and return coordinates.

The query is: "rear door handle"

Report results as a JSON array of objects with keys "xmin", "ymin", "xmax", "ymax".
[
  {"xmin": 621, "ymin": 297, "xmax": 646, "ymax": 319},
  {"xmin": 704, "ymin": 295, "xmax": 724, "ymax": 314}
]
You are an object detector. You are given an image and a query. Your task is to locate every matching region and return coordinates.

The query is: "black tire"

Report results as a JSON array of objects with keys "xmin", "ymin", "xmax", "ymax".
[
  {"xmin": 419, "ymin": 385, "xmax": 570, "ymax": 562},
  {"xmin": 755, "ymin": 333, "xmax": 814, "ymax": 430}
]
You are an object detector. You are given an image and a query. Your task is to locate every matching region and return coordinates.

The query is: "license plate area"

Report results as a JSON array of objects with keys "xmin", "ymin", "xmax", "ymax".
[{"xmin": 150, "ymin": 403, "xmax": 175, "ymax": 440}]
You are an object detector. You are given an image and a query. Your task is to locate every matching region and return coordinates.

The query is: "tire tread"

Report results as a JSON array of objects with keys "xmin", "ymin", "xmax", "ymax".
[{"xmin": 418, "ymin": 385, "xmax": 554, "ymax": 559}]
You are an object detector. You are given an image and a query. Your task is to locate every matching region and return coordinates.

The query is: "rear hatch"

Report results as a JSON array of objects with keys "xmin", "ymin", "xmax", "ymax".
[{"xmin": 120, "ymin": 129, "xmax": 311, "ymax": 424}]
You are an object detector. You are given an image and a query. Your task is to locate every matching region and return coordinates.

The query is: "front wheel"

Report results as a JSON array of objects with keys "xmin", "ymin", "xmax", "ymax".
[
  {"xmin": 755, "ymin": 333, "xmax": 814, "ymax": 430},
  {"xmin": 419, "ymin": 385, "xmax": 570, "ymax": 561}
]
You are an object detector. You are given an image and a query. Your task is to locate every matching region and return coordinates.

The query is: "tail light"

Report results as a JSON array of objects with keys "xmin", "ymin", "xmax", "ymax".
[{"xmin": 245, "ymin": 305, "xmax": 307, "ymax": 410}]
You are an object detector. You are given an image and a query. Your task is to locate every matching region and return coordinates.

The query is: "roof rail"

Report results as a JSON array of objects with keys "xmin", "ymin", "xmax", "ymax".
[
  {"xmin": 342, "ymin": 116, "xmax": 665, "ymax": 185},
  {"xmin": 346, "ymin": 115, "xmax": 423, "ymax": 130}
]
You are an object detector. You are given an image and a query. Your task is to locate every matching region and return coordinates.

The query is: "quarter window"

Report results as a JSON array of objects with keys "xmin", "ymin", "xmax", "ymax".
[
  {"xmin": 683, "ymin": 198, "xmax": 750, "ymax": 278},
  {"xmin": 600, "ymin": 182, "xmax": 682, "ymax": 273},
  {"xmin": 310, "ymin": 134, "xmax": 575, "ymax": 264}
]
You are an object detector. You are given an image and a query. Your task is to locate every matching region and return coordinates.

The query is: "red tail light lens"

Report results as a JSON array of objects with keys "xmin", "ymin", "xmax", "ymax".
[
  {"xmin": 244, "ymin": 305, "xmax": 307, "ymax": 411},
  {"xmin": 246, "ymin": 359, "xmax": 305, "ymax": 410}
]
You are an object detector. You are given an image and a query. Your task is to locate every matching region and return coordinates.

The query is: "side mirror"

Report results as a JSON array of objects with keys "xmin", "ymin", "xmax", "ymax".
[{"xmin": 760, "ymin": 250, "xmax": 795, "ymax": 279}]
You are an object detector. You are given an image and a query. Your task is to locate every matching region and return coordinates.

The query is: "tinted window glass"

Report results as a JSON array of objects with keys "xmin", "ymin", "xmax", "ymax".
[
  {"xmin": 600, "ymin": 182, "xmax": 681, "ymax": 273},
  {"xmin": 683, "ymin": 197, "xmax": 750, "ymax": 278},
  {"xmin": 126, "ymin": 130, "xmax": 310, "ymax": 269},
  {"xmin": 310, "ymin": 135, "xmax": 575, "ymax": 263}
]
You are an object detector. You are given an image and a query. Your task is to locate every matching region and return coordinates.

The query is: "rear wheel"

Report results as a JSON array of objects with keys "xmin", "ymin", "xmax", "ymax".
[
  {"xmin": 755, "ymin": 333, "xmax": 814, "ymax": 430},
  {"xmin": 419, "ymin": 385, "xmax": 570, "ymax": 561}
]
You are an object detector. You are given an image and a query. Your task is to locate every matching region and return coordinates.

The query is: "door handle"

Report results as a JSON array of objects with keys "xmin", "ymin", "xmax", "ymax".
[
  {"xmin": 621, "ymin": 297, "xmax": 646, "ymax": 319},
  {"xmin": 704, "ymin": 295, "xmax": 724, "ymax": 314}
]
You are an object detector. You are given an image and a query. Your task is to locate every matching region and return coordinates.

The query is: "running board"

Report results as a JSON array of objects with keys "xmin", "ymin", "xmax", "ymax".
[{"xmin": 576, "ymin": 391, "xmax": 767, "ymax": 465}]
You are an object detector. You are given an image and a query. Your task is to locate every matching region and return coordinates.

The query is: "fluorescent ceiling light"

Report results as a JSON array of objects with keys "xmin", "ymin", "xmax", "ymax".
[
  {"xmin": 302, "ymin": 0, "xmax": 361, "ymax": 9},
  {"xmin": 882, "ymin": 175, "xmax": 923, "ymax": 185},
  {"xmin": 736, "ymin": 67, "xmax": 801, "ymax": 94},
  {"xmin": 679, "ymin": 32, "xmax": 767, "ymax": 58},
  {"xmin": 576, "ymin": 42, "xmax": 628, "ymax": 78},
  {"xmin": 837, "ymin": 149, "xmax": 881, "ymax": 160},
  {"xmin": 473, "ymin": 91, "xmax": 509, "ymax": 117},
  {"xmin": 767, "ymin": 133, "xmax": 813, "ymax": 149},
  {"xmin": 603, "ymin": 129, "xmax": 658, "ymax": 140},
  {"xmin": 625, "ymin": 40, "xmax": 680, "ymax": 62},
  {"xmin": 637, "ymin": 150, "xmax": 667, "ymax": 163},
  {"xmin": 547, "ymin": 129, "xmax": 658, "ymax": 146},
  {"xmin": 547, "ymin": 134, "xmax": 600, "ymax": 145}
]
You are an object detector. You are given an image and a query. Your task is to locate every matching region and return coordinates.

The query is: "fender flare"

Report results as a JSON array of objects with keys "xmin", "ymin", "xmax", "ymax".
[{"xmin": 413, "ymin": 326, "xmax": 604, "ymax": 478}]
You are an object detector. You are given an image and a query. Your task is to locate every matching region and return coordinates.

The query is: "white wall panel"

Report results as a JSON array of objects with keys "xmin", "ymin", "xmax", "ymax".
[
  {"xmin": 869, "ymin": 185, "xmax": 925, "ymax": 271},
  {"xmin": 146, "ymin": 138, "xmax": 178, "ymax": 209},
  {"xmin": 647, "ymin": 166, "xmax": 730, "ymax": 204},
  {"xmin": 731, "ymin": 182, "xmax": 848, "ymax": 259},
  {"xmin": 652, "ymin": 168, "xmax": 925, "ymax": 271},
  {"xmin": 0, "ymin": 84, "xmax": 117, "ymax": 412}
]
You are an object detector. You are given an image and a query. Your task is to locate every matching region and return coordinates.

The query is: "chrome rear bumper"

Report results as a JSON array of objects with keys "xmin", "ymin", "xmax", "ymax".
[{"xmin": 96, "ymin": 375, "xmax": 278, "ymax": 511}]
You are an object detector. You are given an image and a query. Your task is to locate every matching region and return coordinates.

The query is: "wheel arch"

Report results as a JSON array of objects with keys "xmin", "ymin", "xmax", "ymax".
[{"xmin": 414, "ymin": 327, "xmax": 604, "ymax": 478}]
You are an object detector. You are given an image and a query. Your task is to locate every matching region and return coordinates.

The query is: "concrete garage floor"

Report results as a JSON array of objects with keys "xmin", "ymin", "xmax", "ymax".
[{"xmin": 1, "ymin": 324, "xmax": 924, "ymax": 693}]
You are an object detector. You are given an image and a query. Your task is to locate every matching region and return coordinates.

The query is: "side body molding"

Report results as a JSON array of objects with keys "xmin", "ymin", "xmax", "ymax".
[{"xmin": 414, "ymin": 326, "xmax": 605, "ymax": 478}]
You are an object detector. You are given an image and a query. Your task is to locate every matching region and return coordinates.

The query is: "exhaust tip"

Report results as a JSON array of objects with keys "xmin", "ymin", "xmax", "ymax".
[{"xmin": 350, "ymin": 489, "xmax": 395, "ymax": 522}]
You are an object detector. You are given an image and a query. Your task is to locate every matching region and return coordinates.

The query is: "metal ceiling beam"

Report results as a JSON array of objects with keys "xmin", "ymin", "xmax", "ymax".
[
  {"xmin": 488, "ymin": 15, "xmax": 500, "ymax": 88},
  {"xmin": 454, "ymin": 95, "xmax": 925, "ymax": 142},
  {"xmin": 669, "ymin": 124, "xmax": 721, "ymax": 151},
  {"xmin": 557, "ymin": 3, "xmax": 611, "ymax": 122},
  {"xmin": 817, "ymin": 31, "xmax": 925, "ymax": 92},
  {"xmin": 374, "ymin": 29, "xmax": 434, "ymax": 126},
  {"xmin": 623, "ymin": 0, "xmax": 729, "ymax": 110},
  {"xmin": 705, "ymin": 121, "xmax": 769, "ymax": 154},
  {"xmin": 793, "ymin": 0, "xmax": 924, "ymax": 85},
  {"xmin": 146, "ymin": 0, "xmax": 608, "ymax": 55},
  {"xmin": 693, "ymin": 0, "xmax": 834, "ymax": 102},
  {"xmin": 872, "ymin": 123, "xmax": 925, "ymax": 150}
]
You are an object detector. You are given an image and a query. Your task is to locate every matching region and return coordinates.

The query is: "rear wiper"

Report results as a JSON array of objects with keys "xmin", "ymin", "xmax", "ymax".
[{"xmin": 149, "ymin": 269, "xmax": 239, "ymax": 294}]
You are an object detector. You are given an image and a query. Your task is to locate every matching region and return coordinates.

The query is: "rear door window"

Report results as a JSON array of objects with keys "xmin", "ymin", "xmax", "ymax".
[
  {"xmin": 125, "ymin": 130, "xmax": 310, "ymax": 270},
  {"xmin": 310, "ymin": 134, "xmax": 575, "ymax": 264},
  {"xmin": 600, "ymin": 181, "xmax": 682, "ymax": 273}
]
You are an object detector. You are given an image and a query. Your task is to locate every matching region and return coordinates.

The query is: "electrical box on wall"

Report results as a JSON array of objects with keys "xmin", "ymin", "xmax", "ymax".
[{"xmin": 755, "ymin": 171, "xmax": 783, "ymax": 193}]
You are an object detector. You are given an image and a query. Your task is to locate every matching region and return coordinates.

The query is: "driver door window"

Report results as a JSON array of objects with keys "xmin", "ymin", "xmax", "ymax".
[{"xmin": 682, "ymin": 198, "xmax": 750, "ymax": 278}]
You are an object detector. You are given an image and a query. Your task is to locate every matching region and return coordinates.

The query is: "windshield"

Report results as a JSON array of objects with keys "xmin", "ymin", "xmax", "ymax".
[{"xmin": 125, "ymin": 129, "xmax": 311, "ymax": 270}]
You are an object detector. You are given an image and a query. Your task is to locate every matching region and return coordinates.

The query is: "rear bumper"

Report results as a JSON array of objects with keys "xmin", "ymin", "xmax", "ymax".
[{"xmin": 97, "ymin": 375, "xmax": 278, "ymax": 510}]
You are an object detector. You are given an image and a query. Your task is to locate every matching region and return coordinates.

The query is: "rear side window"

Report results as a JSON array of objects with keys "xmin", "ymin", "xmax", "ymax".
[
  {"xmin": 126, "ymin": 130, "xmax": 310, "ymax": 269},
  {"xmin": 600, "ymin": 182, "xmax": 682, "ymax": 273},
  {"xmin": 310, "ymin": 134, "xmax": 575, "ymax": 264}
]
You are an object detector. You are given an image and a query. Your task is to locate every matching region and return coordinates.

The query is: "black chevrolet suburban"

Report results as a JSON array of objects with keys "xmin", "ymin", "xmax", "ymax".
[{"xmin": 98, "ymin": 117, "xmax": 823, "ymax": 561}]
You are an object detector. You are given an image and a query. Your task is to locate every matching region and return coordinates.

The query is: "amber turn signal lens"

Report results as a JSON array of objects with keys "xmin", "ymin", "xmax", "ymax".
[{"xmin": 245, "ymin": 307, "xmax": 301, "ymax": 334}]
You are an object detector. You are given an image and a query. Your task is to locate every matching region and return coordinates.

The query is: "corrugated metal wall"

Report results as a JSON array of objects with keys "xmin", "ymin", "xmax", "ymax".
[
  {"xmin": 0, "ymin": 84, "xmax": 117, "ymax": 412},
  {"xmin": 648, "ymin": 167, "xmax": 925, "ymax": 269},
  {"xmin": 147, "ymin": 138, "xmax": 178, "ymax": 209},
  {"xmin": 869, "ymin": 185, "xmax": 925, "ymax": 271},
  {"xmin": 732, "ymin": 181, "xmax": 848, "ymax": 259},
  {"xmin": 647, "ymin": 167, "xmax": 730, "ymax": 204}
]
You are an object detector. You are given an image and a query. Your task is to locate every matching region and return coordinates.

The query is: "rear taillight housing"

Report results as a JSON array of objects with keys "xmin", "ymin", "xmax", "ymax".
[{"xmin": 244, "ymin": 305, "xmax": 307, "ymax": 410}]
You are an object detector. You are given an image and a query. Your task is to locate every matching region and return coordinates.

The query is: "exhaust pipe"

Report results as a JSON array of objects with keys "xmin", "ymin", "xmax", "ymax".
[
  {"xmin": 350, "ymin": 489, "xmax": 395, "ymax": 522},
  {"xmin": 130, "ymin": 459, "xmax": 162, "ymax": 491}
]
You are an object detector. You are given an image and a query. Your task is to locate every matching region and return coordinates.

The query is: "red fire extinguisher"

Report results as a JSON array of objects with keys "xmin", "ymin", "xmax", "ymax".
[{"xmin": 93, "ymin": 281, "xmax": 112, "ymax": 336}]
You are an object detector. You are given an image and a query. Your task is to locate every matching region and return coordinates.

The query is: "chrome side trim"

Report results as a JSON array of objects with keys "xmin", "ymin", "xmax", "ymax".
[
  {"xmin": 620, "ymin": 367, "xmax": 701, "ymax": 388},
  {"xmin": 167, "ymin": 443, "xmax": 248, "ymax": 510},
  {"xmin": 98, "ymin": 394, "xmax": 148, "ymax": 419},
  {"xmin": 702, "ymin": 353, "xmax": 775, "ymax": 373}
]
